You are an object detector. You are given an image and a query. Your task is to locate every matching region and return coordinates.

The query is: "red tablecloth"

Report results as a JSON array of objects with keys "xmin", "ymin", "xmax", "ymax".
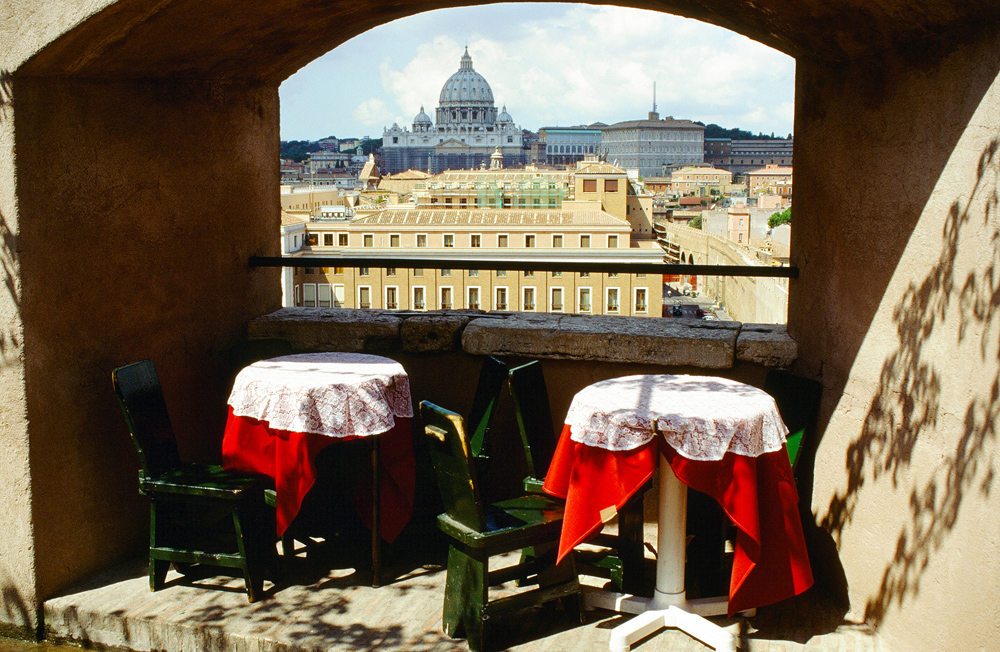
[
  {"xmin": 222, "ymin": 406, "xmax": 415, "ymax": 542},
  {"xmin": 543, "ymin": 423, "xmax": 813, "ymax": 616}
]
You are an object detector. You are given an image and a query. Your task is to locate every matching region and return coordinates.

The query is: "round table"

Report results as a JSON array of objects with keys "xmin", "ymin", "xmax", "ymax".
[
  {"xmin": 544, "ymin": 374, "xmax": 813, "ymax": 652},
  {"xmin": 222, "ymin": 352, "xmax": 415, "ymax": 587}
]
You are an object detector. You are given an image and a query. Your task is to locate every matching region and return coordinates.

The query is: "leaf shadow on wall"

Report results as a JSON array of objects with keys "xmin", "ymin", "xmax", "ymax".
[{"xmin": 821, "ymin": 136, "xmax": 1000, "ymax": 627}]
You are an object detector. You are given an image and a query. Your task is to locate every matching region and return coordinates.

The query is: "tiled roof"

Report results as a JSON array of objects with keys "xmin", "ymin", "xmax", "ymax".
[
  {"xmin": 351, "ymin": 208, "xmax": 629, "ymax": 227},
  {"xmin": 281, "ymin": 211, "xmax": 309, "ymax": 226}
]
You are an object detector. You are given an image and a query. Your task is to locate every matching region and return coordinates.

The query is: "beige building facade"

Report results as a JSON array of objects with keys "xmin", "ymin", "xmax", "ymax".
[
  {"xmin": 747, "ymin": 164, "xmax": 793, "ymax": 197},
  {"xmin": 669, "ymin": 165, "xmax": 734, "ymax": 196},
  {"xmin": 287, "ymin": 208, "xmax": 662, "ymax": 317}
]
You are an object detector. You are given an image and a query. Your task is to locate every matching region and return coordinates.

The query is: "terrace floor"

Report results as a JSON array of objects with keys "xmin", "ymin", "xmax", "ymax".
[{"xmin": 42, "ymin": 515, "xmax": 882, "ymax": 652}]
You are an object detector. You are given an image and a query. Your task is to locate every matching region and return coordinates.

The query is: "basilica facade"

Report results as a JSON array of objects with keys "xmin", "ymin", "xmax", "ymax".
[{"xmin": 381, "ymin": 48, "xmax": 527, "ymax": 175}]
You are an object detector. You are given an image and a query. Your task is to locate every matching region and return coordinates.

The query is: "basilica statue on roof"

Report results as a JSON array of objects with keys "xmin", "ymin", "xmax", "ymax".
[{"xmin": 381, "ymin": 48, "xmax": 526, "ymax": 175}]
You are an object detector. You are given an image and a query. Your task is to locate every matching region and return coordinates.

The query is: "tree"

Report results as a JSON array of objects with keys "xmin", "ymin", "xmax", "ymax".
[
  {"xmin": 689, "ymin": 215, "xmax": 703, "ymax": 229},
  {"xmin": 768, "ymin": 207, "xmax": 792, "ymax": 228}
]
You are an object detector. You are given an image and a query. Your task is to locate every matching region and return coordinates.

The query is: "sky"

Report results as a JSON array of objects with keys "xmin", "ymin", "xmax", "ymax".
[{"xmin": 278, "ymin": 3, "xmax": 795, "ymax": 143}]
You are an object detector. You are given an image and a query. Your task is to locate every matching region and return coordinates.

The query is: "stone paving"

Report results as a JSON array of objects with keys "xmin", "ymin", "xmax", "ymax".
[{"xmin": 42, "ymin": 529, "xmax": 884, "ymax": 652}]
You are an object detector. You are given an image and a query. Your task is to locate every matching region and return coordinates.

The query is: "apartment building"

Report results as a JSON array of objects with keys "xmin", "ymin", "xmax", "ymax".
[
  {"xmin": 286, "ymin": 207, "xmax": 663, "ymax": 317},
  {"xmin": 599, "ymin": 111, "xmax": 706, "ymax": 178},
  {"xmin": 747, "ymin": 164, "xmax": 793, "ymax": 198},
  {"xmin": 669, "ymin": 165, "xmax": 734, "ymax": 197}
]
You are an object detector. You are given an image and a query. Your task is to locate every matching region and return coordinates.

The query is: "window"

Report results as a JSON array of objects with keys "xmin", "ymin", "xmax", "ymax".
[
  {"xmin": 294, "ymin": 285, "xmax": 300, "ymax": 306},
  {"xmin": 416, "ymin": 234, "xmax": 428, "ymax": 248},
  {"xmin": 440, "ymin": 287, "xmax": 453, "ymax": 310},
  {"xmin": 471, "ymin": 234, "xmax": 482, "ymax": 248},
  {"xmin": 580, "ymin": 234, "xmax": 591, "ymax": 248},
  {"xmin": 444, "ymin": 234, "xmax": 455, "ymax": 247},
  {"xmin": 385, "ymin": 286, "xmax": 398, "ymax": 310},
  {"xmin": 495, "ymin": 287, "xmax": 508, "ymax": 310},
  {"xmin": 358, "ymin": 286, "xmax": 372, "ymax": 309},
  {"xmin": 317, "ymin": 284, "xmax": 332, "ymax": 308},
  {"xmin": 333, "ymin": 284, "xmax": 345, "ymax": 307},
  {"xmin": 523, "ymin": 287, "xmax": 536, "ymax": 311},
  {"xmin": 338, "ymin": 233, "xmax": 348, "ymax": 246},
  {"xmin": 551, "ymin": 287, "xmax": 564, "ymax": 312},
  {"xmin": 525, "ymin": 234, "xmax": 535, "ymax": 248},
  {"xmin": 496, "ymin": 269, "xmax": 507, "ymax": 277},
  {"xmin": 552, "ymin": 271, "xmax": 562, "ymax": 278},
  {"xmin": 580, "ymin": 271, "xmax": 590, "ymax": 278},
  {"xmin": 324, "ymin": 234, "xmax": 334, "ymax": 246},
  {"xmin": 468, "ymin": 287, "xmax": 480, "ymax": 310},
  {"xmin": 552, "ymin": 234, "xmax": 563, "ymax": 248},
  {"xmin": 606, "ymin": 288, "xmax": 620, "ymax": 313},
  {"xmin": 305, "ymin": 234, "xmax": 318, "ymax": 246},
  {"xmin": 390, "ymin": 234, "xmax": 400, "ymax": 247},
  {"xmin": 524, "ymin": 271, "xmax": 534, "ymax": 278},
  {"xmin": 363, "ymin": 234, "xmax": 374, "ymax": 247},
  {"xmin": 303, "ymin": 283, "xmax": 316, "ymax": 307},
  {"xmin": 386, "ymin": 267, "xmax": 396, "ymax": 277},
  {"xmin": 578, "ymin": 287, "xmax": 592, "ymax": 313},
  {"xmin": 359, "ymin": 267, "xmax": 370, "ymax": 276},
  {"xmin": 469, "ymin": 269, "xmax": 479, "ymax": 277},
  {"xmin": 608, "ymin": 235, "xmax": 619, "ymax": 248},
  {"xmin": 413, "ymin": 268, "xmax": 423, "ymax": 277},
  {"xmin": 441, "ymin": 268, "xmax": 451, "ymax": 277},
  {"xmin": 498, "ymin": 234, "xmax": 508, "ymax": 248},
  {"xmin": 634, "ymin": 288, "xmax": 648, "ymax": 313},
  {"xmin": 412, "ymin": 286, "xmax": 426, "ymax": 310},
  {"xmin": 583, "ymin": 179, "xmax": 597, "ymax": 192}
]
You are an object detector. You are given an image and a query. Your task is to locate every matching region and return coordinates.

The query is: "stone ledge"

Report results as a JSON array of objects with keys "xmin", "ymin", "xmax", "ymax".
[
  {"xmin": 735, "ymin": 323, "xmax": 797, "ymax": 368},
  {"xmin": 462, "ymin": 312, "xmax": 740, "ymax": 368},
  {"xmin": 246, "ymin": 308, "xmax": 797, "ymax": 369},
  {"xmin": 247, "ymin": 307, "xmax": 402, "ymax": 351}
]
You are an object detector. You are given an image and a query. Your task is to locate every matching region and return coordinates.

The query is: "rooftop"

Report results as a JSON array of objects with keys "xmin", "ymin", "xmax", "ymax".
[{"xmin": 351, "ymin": 209, "xmax": 630, "ymax": 227}]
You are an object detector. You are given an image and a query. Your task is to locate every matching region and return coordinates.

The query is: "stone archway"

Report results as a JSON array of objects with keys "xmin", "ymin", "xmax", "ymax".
[{"xmin": 4, "ymin": 3, "xmax": 1000, "ymax": 650}]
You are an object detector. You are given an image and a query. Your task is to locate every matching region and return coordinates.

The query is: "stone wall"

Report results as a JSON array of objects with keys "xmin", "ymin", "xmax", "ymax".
[
  {"xmin": 661, "ymin": 223, "xmax": 789, "ymax": 323},
  {"xmin": 793, "ymin": 22, "xmax": 1000, "ymax": 652}
]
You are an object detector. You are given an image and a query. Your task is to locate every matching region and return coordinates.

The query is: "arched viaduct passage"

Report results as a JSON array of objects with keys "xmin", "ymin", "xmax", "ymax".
[{"xmin": 3, "ymin": 3, "xmax": 1000, "ymax": 651}]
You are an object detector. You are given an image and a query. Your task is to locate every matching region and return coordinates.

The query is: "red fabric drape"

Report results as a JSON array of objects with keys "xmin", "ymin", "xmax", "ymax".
[
  {"xmin": 222, "ymin": 406, "xmax": 415, "ymax": 542},
  {"xmin": 543, "ymin": 424, "xmax": 812, "ymax": 616}
]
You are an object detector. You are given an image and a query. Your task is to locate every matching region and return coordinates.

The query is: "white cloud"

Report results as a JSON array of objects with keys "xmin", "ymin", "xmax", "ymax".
[
  {"xmin": 352, "ymin": 98, "xmax": 394, "ymax": 128},
  {"xmin": 280, "ymin": 3, "xmax": 795, "ymax": 140}
]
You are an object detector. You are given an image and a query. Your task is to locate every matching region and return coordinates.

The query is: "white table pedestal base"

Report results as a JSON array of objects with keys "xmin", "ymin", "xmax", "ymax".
[{"xmin": 588, "ymin": 455, "xmax": 739, "ymax": 652}]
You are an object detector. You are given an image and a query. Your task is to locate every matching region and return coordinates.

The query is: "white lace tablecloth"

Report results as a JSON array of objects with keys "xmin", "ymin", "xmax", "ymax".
[
  {"xmin": 565, "ymin": 374, "xmax": 788, "ymax": 460},
  {"xmin": 228, "ymin": 352, "xmax": 413, "ymax": 438}
]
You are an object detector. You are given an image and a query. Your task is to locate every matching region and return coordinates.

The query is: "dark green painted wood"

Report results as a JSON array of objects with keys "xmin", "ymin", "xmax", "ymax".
[
  {"xmin": 421, "ymin": 401, "xmax": 581, "ymax": 652},
  {"xmin": 763, "ymin": 369, "xmax": 823, "ymax": 476},
  {"xmin": 508, "ymin": 360, "xmax": 648, "ymax": 594},
  {"xmin": 113, "ymin": 359, "xmax": 274, "ymax": 603},
  {"xmin": 467, "ymin": 356, "xmax": 507, "ymax": 480}
]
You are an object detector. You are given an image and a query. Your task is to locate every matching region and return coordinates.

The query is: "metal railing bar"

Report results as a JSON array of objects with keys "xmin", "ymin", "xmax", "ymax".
[{"xmin": 250, "ymin": 256, "xmax": 799, "ymax": 278}]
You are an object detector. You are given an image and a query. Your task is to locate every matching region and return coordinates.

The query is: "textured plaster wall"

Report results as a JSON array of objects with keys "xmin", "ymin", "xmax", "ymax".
[
  {"xmin": 791, "ymin": 21, "xmax": 1000, "ymax": 652},
  {"xmin": 0, "ymin": 71, "xmax": 38, "ymax": 636},
  {"xmin": 8, "ymin": 76, "xmax": 281, "ymax": 627}
]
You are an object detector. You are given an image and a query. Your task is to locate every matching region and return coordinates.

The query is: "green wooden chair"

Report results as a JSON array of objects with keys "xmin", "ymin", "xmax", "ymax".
[
  {"xmin": 466, "ymin": 355, "xmax": 508, "ymax": 478},
  {"xmin": 508, "ymin": 360, "xmax": 649, "ymax": 594},
  {"xmin": 113, "ymin": 359, "xmax": 274, "ymax": 602},
  {"xmin": 421, "ymin": 401, "xmax": 582, "ymax": 652},
  {"xmin": 763, "ymin": 369, "xmax": 823, "ymax": 477}
]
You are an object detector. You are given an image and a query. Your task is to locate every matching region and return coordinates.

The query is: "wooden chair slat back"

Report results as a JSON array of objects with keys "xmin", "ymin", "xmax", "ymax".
[
  {"xmin": 763, "ymin": 370, "xmax": 823, "ymax": 472},
  {"xmin": 467, "ymin": 356, "xmax": 507, "ymax": 459},
  {"xmin": 112, "ymin": 360, "xmax": 182, "ymax": 479},
  {"xmin": 421, "ymin": 401, "xmax": 486, "ymax": 532},
  {"xmin": 508, "ymin": 361, "xmax": 557, "ymax": 480}
]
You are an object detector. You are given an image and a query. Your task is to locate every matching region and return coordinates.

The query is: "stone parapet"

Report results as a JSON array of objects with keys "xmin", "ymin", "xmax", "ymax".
[{"xmin": 247, "ymin": 308, "xmax": 797, "ymax": 369}]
